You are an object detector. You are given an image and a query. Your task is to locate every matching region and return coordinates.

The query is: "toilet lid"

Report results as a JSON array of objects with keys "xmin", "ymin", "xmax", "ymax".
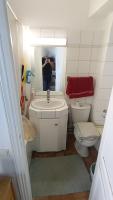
[{"xmin": 76, "ymin": 122, "xmax": 100, "ymax": 138}]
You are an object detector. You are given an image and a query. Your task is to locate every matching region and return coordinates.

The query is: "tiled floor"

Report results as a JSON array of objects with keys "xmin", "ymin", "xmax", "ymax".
[{"xmin": 32, "ymin": 133, "xmax": 98, "ymax": 200}]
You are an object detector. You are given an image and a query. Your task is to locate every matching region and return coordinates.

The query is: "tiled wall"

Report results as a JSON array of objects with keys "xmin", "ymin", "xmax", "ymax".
[
  {"xmin": 66, "ymin": 30, "xmax": 106, "ymax": 107},
  {"xmin": 66, "ymin": 30, "xmax": 105, "ymax": 79},
  {"xmin": 30, "ymin": 28, "xmax": 113, "ymax": 125},
  {"xmin": 66, "ymin": 29, "xmax": 113, "ymax": 125},
  {"xmin": 92, "ymin": 25, "xmax": 113, "ymax": 125},
  {"xmin": 31, "ymin": 28, "xmax": 105, "ymax": 82}
]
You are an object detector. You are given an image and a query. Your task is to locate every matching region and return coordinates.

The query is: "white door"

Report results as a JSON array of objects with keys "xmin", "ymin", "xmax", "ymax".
[
  {"xmin": 90, "ymin": 162, "xmax": 113, "ymax": 200},
  {"xmin": 89, "ymin": 88, "xmax": 113, "ymax": 200},
  {"xmin": 90, "ymin": 165, "xmax": 106, "ymax": 200},
  {"xmin": 0, "ymin": 0, "xmax": 32, "ymax": 199}
]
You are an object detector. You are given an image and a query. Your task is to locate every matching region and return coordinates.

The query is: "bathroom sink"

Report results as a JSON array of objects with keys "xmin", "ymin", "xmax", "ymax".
[{"xmin": 31, "ymin": 98, "xmax": 65, "ymax": 110}]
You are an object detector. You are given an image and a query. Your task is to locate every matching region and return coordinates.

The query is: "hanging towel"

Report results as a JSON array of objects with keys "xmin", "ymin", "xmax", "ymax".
[{"xmin": 66, "ymin": 76, "xmax": 94, "ymax": 98}]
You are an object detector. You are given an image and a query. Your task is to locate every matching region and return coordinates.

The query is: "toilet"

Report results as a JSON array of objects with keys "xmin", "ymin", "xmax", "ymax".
[{"xmin": 71, "ymin": 101, "xmax": 101, "ymax": 157}]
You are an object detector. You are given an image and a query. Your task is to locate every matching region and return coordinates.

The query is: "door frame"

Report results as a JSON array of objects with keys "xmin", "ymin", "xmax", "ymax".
[{"xmin": 0, "ymin": 0, "xmax": 32, "ymax": 199}]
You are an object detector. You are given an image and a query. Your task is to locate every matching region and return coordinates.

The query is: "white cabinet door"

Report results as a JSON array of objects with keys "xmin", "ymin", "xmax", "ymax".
[{"xmin": 40, "ymin": 119, "xmax": 59, "ymax": 152}]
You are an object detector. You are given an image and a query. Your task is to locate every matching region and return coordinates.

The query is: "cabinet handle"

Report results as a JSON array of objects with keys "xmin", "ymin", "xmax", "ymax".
[{"xmin": 54, "ymin": 123, "xmax": 58, "ymax": 126}]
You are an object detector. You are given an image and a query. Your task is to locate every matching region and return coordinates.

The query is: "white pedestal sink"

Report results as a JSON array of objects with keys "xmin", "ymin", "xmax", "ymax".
[
  {"xmin": 31, "ymin": 98, "xmax": 65, "ymax": 110},
  {"xmin": 29, "ymin": 97, "xmax": 68, "ymax": 152}
]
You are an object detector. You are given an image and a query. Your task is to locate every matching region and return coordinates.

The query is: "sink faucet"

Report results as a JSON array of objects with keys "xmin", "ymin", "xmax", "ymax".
[{"xmin": 47, "ymin": 90, "xmax": 50, "ymax": 103}]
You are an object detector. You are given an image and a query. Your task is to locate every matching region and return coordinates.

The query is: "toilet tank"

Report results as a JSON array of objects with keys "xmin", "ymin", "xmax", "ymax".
[{"xmin": 71, "ymin": 102, "xmax": 91, "ymax": 123}]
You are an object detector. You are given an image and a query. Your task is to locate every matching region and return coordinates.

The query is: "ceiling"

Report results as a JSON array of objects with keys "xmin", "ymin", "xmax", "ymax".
[{"xmin": 8, "ymin": 0, "xmax": 106, "ymax": 30}]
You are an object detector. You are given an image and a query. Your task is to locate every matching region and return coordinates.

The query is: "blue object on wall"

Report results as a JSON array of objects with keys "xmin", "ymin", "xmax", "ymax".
[{"xmin": 26, "ymin": 70, "xmax": 31, "ymax": 84}]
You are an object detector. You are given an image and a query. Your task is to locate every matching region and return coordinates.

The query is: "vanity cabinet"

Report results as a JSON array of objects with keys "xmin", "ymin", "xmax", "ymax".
[
  {"xmin": 39, "ymin": 115, "xmax": 68, "ymax": 152},
  {"xmin": 29, "ymin": 108, "xmax": 68, "ymax": 152}
]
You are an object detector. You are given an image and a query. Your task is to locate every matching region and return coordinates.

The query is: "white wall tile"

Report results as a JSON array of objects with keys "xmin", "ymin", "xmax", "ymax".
[
  {"xmin": 91, "ymin": 47, "xmax": 102, "ymax": 61},
  {"xmin": 100, "ymin": 47, "xmax": 107, "ymax": 61},
  {"xmin": 32, "ymin": 28, "xmax": 67, "ymax": 38},
  {"xmin": 96, "ymin": 89, "xmax": 112, "ymax": 100},
  {"xmin": 86, "ymin": 97, "xmax": 94, "ymax": 104},
  {"xmin": 78, "ymin": 73, "xmax": 90, "ymax": 77},
  {"xmin": 93, "ymin": 31, "xmax": 105, "ymax": 45},
  {"xmin": 106, "ymin": 46, "xmax": 113, "ymax": 61},
  {"xmin": 108, "ymin": 25, "xmax": 113, "ymax": 44},
  {"xmin": 79, "ymin": 47, "xmax": 91, "ymax": 60},
  {"xmin": 103, "ymin": 62, "xmax": 113, "ymax": 75},
  {"xmin": 66, "ymin": 61, "xmax": 78, "ymax": 74},
  {"xmin": 100, "ymin": 76, "xmax": 113, "ymax": 89},
  {"xmin": 89, "ymin": 61, "xmax": 101, "ymax": 75},
  {"xmin": 94, "ymin": 99, "xmax": 108, "ymax": 112},
  {"xmin": 67, "ymin": 47, "xmax": 79, "ymax": 60},
  {"xmin": 54, "ymin": 30, "xmax": 66, "ymax": 38},
  {"xmin": 92, "ymin": 111, "xmax": 105, "ymax": 125},
  {"xmin": 67, "ymin": 30, "xmax": 81, "ymax": 44},
  {"xmin": 78, "ymin": 61, "xmax": 90, "ymax": 74},
  {"xmin": 66, "ymin": 73, "xmax": 74, "ymax": 78},
  {"xmin": 81, "ymin": 31, "xmax": 94, "ymax": 45},
  {"xmin": 89, "ymin": 61, "xmax": 97, "ymax": 74}
]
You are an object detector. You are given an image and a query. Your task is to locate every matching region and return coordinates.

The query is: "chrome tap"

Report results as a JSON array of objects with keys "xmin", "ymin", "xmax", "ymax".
[{"xmin": 47, "ymin": 90, "xmax": 50, "ymax": 103}]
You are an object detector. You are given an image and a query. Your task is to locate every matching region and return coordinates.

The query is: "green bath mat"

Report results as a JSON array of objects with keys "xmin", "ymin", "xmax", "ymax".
[{"xmin": 30, "ymin": 155, "xmax": 91, "ymax": 197}]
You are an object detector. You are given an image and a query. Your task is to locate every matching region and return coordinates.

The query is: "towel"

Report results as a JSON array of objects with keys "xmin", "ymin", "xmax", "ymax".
[
  {"xmin": 22, "ymin": 116, "xmax": 36, "ymax": 141},
  {"xmin": 66, "ymin": 76, "xmax": 94, "ymax": 98}
]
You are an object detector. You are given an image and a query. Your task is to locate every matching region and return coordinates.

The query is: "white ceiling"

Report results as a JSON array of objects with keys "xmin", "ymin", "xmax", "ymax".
[{"xmin": 8, "ymin": 0, "xmax": 106, "ymax": 30}]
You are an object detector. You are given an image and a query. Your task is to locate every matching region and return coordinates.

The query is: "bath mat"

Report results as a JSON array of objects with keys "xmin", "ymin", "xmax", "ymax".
[{"xmin": 30, "ymin": 155, "xmax": 91, "ymax": 197}]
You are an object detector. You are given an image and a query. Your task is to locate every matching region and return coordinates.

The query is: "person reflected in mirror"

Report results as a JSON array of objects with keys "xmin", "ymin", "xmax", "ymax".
[{"xmin": 42, "ymin": 58, "xmax": 52, "ymax": 91}]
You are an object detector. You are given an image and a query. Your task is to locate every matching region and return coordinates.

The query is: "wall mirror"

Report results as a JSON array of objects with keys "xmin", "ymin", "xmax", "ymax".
[{"xmin": 31, "ymin": 46, "xmax": 67, "ymax": 92}]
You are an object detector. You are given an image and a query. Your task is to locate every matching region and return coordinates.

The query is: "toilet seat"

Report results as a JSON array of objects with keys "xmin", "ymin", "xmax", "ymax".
[
  {"xmin": 74, "ymin": 122, "xmax": 100, "ymax": 155},
  {"xmin": 74, "ymin": 129, "xmax": 98, "ymax": 147},
  {"xmin": 76, "ymin": 122, "xmax": 100, "ymax": 139}
]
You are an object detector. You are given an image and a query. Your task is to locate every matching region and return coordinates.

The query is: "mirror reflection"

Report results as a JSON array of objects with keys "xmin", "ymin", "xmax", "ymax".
[
  {"xmin": 42, "ymin": 57, "xmax": 56, "ymax": 91},
  {"xmin": 31, "ymin": 47, "xmax": 66, "ymax": 92}
]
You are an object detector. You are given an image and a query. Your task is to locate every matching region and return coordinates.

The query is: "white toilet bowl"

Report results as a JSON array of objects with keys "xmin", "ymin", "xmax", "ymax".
[
  {"xmin": 74, "ymin": 122, "xmax": 100, "ymax": 157},
  {"xmin": 70, "ymin": 101, "xmax": 103, "ymax": 157}
]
